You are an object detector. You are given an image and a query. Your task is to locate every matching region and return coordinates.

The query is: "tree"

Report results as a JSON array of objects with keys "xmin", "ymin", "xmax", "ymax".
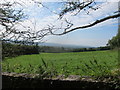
[{"xmin": 107, "ymin": 25, "xmax": 120, "ymax": 49}]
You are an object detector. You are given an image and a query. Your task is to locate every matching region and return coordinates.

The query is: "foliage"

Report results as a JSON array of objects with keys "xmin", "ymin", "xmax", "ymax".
[
  {"xmin": 39, "ymin": 46, "xmax": 71, "ymax": 53},
  {"xmin": 72, "ymin": 46, "xmax": 110, "ymax": 52},
  {"xmin": 107, "ymin": 26, "xmax": 120, "ymax": 49},
  {"xmin": 2, "ymin": 41, "xmax": 39, "ymax": 60},
  {"xmin": 108, "ymin": 35, "xmax": 119, "ymax": 49}
]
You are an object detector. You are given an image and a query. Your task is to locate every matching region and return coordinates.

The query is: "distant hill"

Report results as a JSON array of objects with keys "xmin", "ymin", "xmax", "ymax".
[{"xmin": 39, "ymin": 42, "xmax": 93, "ymax": 49}]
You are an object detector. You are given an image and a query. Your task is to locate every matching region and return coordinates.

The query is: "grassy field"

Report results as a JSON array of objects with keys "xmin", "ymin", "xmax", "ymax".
[{"xmin": 2, "ymin": 50, "xmax": 118, "ymax": 77}]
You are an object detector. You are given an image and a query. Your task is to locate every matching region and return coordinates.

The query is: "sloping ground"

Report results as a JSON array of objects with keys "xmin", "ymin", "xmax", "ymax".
[{"xmin": 2, "ymin": 72, "xmax": 120, "ymax": 89}]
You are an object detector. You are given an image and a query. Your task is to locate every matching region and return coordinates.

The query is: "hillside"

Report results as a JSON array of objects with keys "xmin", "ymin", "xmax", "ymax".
[{"xmin": 39, "ymin": 42, "xmax": 93, "ymax": 49}]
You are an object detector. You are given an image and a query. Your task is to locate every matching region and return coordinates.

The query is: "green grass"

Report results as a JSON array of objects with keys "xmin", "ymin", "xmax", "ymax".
[{"xmin": 2, "ymin": 50, "xmax": 118, "ymax": 77}]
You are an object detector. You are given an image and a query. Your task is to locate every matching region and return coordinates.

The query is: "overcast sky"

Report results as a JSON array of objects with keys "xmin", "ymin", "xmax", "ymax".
[{"xmin": 1, "ymin": 0, "xmax": 119, "ymax": 47}]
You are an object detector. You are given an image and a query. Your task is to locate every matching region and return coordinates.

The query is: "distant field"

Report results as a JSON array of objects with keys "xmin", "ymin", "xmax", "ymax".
[{"xmin": 2, "ymin": 50, "xmax": 118, "ymax": 76}]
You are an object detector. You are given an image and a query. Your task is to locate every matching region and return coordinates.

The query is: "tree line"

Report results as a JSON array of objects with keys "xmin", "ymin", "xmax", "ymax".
[
  {"xmin": 2, "ymin": 41, "xmax": 39, "ymax": 60},
  {"xmin": 71, "ymin": 46, "xmax": 111, "ymax": 52}
]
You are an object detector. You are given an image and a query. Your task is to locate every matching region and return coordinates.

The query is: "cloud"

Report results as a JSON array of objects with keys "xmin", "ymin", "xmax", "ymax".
[
  {"xmin": 16, "ymin": 2, "xmax": 118, "ymax": 38},
  {"xmin": 16, "ymin": 14, "xmax": 59, "ymax": 33},
  {"xmin": 61, "ymin": 2, "xmax": 118, "ymax": 29}
]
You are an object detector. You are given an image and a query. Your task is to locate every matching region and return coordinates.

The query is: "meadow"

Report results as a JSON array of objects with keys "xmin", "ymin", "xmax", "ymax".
[{"xmin": 2, "ymin": 50, "xmax": 118, "ymax": 77}]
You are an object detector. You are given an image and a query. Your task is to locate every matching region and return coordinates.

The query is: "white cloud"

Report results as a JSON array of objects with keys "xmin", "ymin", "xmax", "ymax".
[
  {"xmin": 59, "ymin": 2, "xmax": 118, "ymax": 29},
  {"xmin": 17, "ymin": 2, "xmax": 118, "ymax": 37},
  {"xmin": 90, "ymin": 2, "xmax": 118, "ymax": 17},
  {"xmin": 16, "ymin": 14, "xmax": 59, "ymax": 33}
]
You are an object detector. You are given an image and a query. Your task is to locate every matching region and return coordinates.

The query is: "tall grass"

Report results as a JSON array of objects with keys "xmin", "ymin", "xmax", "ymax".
[{"xmin": 2, "ymin": 50, "xmax": 118, "ymax": 77}]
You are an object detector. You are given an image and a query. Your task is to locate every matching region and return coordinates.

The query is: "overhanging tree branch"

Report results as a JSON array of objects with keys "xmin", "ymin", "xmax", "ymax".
[{"xmin": 50, "ymin": 13, "xmax": 120, "ymax": 35}]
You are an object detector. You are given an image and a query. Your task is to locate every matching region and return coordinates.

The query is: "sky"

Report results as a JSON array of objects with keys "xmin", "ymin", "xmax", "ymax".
[{"xmin": 0, "ymin": 0, "xmax": 119, "ymax": 47}]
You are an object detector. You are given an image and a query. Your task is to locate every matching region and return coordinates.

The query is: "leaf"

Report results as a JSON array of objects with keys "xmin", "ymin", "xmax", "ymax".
[{"xmin": 41, "ymin": 58, "xmax": 47, "ymax": 68}]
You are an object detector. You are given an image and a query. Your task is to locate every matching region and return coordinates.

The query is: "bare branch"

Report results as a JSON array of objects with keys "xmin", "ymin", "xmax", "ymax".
[
  {"xmin": 59, "ymin": 0, "xmax": 94, "ymax": 19},
  {"xmin": 50, "ymin": 13, "xmax": 120, "ymax": 35}
]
